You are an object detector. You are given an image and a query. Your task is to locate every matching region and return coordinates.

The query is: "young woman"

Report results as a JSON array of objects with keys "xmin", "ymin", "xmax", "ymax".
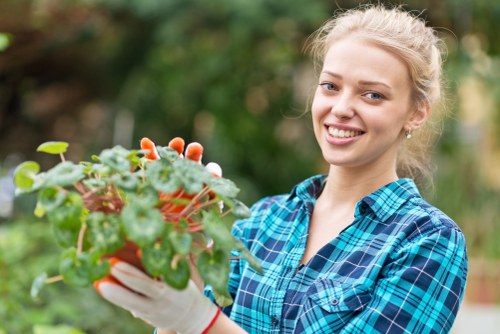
[{"xmin": 96, "ymin": 5, "xmax": 468, "ymax": 334}]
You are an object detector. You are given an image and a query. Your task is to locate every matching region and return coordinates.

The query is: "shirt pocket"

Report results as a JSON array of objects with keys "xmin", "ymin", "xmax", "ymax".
[{"xmin": 296, "ymin": 280, "xmax": 372, "ymax": 333}]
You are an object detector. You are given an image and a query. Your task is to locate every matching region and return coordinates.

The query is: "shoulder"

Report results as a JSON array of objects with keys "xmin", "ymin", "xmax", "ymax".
[
  {"xmin": 405, "ymin": 195, "xmax": 463, "ymax": 239},
  {"xmin": 391, "ymin": 195, "xmax": 467, "ymax": 261}
]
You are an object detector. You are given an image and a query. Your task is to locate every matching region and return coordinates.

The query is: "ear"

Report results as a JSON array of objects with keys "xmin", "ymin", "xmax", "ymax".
[{"xmin": 405, "ymin": 100, "xmax": 430, "ymax": 132}]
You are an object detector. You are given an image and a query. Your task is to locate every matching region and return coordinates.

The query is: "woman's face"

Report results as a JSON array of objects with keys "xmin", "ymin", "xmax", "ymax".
[{"xmin": 311, "ymin": 37, "xmax": 415, "ymax": 173}]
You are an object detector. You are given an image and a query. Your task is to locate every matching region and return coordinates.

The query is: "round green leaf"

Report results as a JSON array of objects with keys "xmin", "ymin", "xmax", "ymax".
[
  {"xmin": 197, "ymin": 250, "xmax": 230, "ymax": 293},
  {"xmin": 169, "ymin": 231, "xmax": 192, "ymax": 256},
  {"xmin": 98, "ymin": 146, "xmax": 132, "ymax": 173},
  {"xmin": 206, "ymin": 176, "xmax": 240, "ymax": 198},
  {"xmin": 121, "ymin": 203, "xmax": 165, "ymax": 247},
  {"xmin": 45, "ymin": 161, "xmax": 85, "ymax": 187},
  {"xmin": 59, "ymin": 249, "xmax": 93, "ymax": 287},
  {"xmin": 146, "ymin": 160, "xmax": 178, "ymax": 194},
  {"xmin": 162, "ymin": 256, "xmax": 190, "ymax": 290},
  {"xmin": 51, "ymin": 223, "xmax": 80, "ymax": 248},
  {"xmin": 59, "ymin": 249, "xmax": 110, "ymax": 287},
  {"xmin": 202, "ymin": 210, "xmax": 236, "ymax": 251},
  {"xmin": 36, "ymin": 141, "xmax": 69, "ymax": 155},
  {"xmin": 38, "ymin": 187, "xmax": 67, "ymax": 211},
  {"xmin": 141, "ymin": 236, "xmax": 174, "ymax": 277},
  {"xmin": 111, "ymin": 172, "xmax": 138, "ymax": 191},
  {"xmin": 156, "ymin": 146, "xmax": 181, "ymax": 162},
  {"xmin": 87, "ymin": 212, "xmax": 124, "ymax": 254},
  {"xmin": 14, "ymin": 161, "xmax": 40, "ymax": 190},
  {"xmin": 47, "ymin": 192, "xmax": 83, "ymax": 230}
]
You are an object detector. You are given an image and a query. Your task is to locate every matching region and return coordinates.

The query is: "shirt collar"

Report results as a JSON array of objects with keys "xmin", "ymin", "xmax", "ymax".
[
  {"xmin": 357, "ymin": 178, "xmax": 421, "ymax": 221},
  {"xmin": 290, "ymin": 175, "xmax": 420, "ymax": 222},
  {"xmin": 289, "ymin": 174, "xmax": 327, "ymax": 208}
]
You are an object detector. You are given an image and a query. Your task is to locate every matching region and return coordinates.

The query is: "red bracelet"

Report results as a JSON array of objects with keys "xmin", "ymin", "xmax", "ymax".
[{"xmin": 202, "ymin": 308, "xmax": 222, "ymax": 334}]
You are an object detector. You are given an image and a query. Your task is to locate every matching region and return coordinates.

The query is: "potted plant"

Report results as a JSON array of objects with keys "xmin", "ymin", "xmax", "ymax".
[{"xmin": 14, "ymin": 138, "xmax": 262, "ymax": 306}]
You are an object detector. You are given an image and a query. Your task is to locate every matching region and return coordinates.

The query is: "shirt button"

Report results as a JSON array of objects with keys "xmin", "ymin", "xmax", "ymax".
[
  {"xmin": 271, "ymin": 315, "xmax": 279, "ymax": 326},
  {"xmin": 331, "ymin": 298, "xmax": 339, "ymax": 305}
]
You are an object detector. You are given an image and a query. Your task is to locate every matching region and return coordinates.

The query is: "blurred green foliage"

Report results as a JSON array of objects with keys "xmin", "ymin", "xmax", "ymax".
[{"xmin": 0, "ymin": 0, "xmax": 499, "ymax": 332}]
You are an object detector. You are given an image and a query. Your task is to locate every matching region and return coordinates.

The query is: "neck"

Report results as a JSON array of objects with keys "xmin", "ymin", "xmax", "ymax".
[{"xmin": 319, "ymin": 162, "xmax": 399, "ymax": 209}]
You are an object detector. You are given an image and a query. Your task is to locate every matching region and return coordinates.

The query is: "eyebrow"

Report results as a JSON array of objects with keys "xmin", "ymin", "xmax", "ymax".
[
  {"xmin": 358, "ymin": 80, "xmax": 391, "ymax": 89},
  {"xmin": 321, "ymin": 71, "xmax": 392, "ymax": 90}
]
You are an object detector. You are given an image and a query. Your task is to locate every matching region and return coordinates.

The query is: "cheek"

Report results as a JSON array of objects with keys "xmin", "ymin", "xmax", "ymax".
[{"xmin": 311, "ymin": 91, "xmax": 326, "ymax": 121}]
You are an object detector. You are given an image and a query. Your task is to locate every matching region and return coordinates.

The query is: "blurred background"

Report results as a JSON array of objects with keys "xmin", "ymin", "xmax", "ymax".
[{"xmin": 0, "ymin": 0, "xmax": 498, "ymax": 333}]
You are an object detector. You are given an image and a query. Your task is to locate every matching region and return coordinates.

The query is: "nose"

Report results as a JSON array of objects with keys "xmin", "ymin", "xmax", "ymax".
[{"xmin": 331, "ymin": 92, "xmax": 355, "ymax": 119}]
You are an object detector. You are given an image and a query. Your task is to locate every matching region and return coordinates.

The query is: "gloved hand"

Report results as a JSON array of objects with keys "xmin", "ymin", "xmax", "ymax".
[
  {"xmin": 95, "ymin": 258, "xmax": 221, "ymax": 333},
  {"xmin": 141, "ymin": 136, "xmax": 222, "ymax": 176}
]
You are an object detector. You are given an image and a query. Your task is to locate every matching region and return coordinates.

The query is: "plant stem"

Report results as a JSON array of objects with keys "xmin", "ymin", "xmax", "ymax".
[
  {"xmin": 45, "ymin": 275, "xmax": 64, "ymax": 284},
  {"xmin": 179, "ymin": 186, "xmax": 211, "ymax": 217},
  {"xmin": 77, "ymin": 223, "xmax": 87, "ymax": 255}
]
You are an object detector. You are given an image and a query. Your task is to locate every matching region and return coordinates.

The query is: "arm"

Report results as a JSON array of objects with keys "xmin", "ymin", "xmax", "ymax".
[{"xmin": 340, "ymin": 226, "xmax": 467, "ymax": 334}]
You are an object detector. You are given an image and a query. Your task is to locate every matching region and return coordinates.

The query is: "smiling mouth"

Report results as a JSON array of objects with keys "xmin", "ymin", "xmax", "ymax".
[{"xmin": 327, "ymin": 126, "xmax": 364, "ymax": 138}]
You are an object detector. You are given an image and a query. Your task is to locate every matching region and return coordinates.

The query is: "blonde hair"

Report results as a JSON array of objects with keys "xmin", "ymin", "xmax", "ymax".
[{"xmin": 307, "ymin": 4, "xmax": 447, "ymax": 188}]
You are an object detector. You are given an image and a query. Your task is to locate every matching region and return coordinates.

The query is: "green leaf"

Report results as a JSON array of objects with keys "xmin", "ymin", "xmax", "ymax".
[
  {"xmin": 59, "ymin": 249, "xmax": 110, "ymax": 287},
  {"xmin": 13, "ymin": 161, "xmax": 40, "ymax": 191},
  {"xmin": 141, "ymin": 234, "xmax": 174, "ymax": 277},
  {"xmin": 206, "ymin": 176, "xmax": 240, "ymax": 198},
  {"xmin": 235, "ymin": 239, "xmax": 263, "ymax": 274},
  {"xmin": 36, "ymin": 141, "xmax": 69, "ymax": 155},
  {"xmin": 145, "ymin": 160, "xmax": 178, "ymax": 194},
  {"xmin": 89, "ymin": 163, "xmax": 112, "ymax": 177},
  {"xmin": 59, "ymin": 249, "xmax": 92, "ymax": 287},
  {"xmin": 202, "ymin": 210, "xmax": 236, "ymax": 251},
  {"xmin": 172, "ymin": 159, "xmax": 208, "ymax": 194},
  {"xmin": 121, "ymin": 203, "xmax": 165, "ymax": 247},
  {"xmin": 98, "ymin": 146, "xmax": 132, "ymax": 173},
  {"xmin": 44, "ymin": 162, "xmax": 85, "ymax": 187},
  {"xmin": 111, "ymin": 172, "xmax": 138, "ymax": 191},
  {"xmin": 0, "ymin": 32, "xmax": 12, "ymax": 52},
  {"xmin": 169, "ymin": 230, "xmax": 192, "ymax": 256},
  {"xmin": 30, "ymin": 272, "xmax": 48, "ymax": 299},
  {"xmin": 125, "ymin": 184, "xmax": 160, "ymax": 207},
  {"xmin": 213, "ymin": 290, "xmax": 234, "ymax": 307},
  {"xmin": 162, "ymin": 256, "xmax": 190, "ymax": 290},
  {"xmin": 197, "ymin": 250, "xmax": 230, "ymax": 293},
  {"xmin": 34, "ymin": 201, "xmax": 46, "ymax": 218},
  {"xmin": 52, "ymin": 223, "xmax": 80, "ymax": 248},
  {"xmin": 156, "ymin": 146, "xmax": 181, "ymax": 162},
  {"xmin": 82, "ymin": 178, "xmax": 107, "ymax": 190},
  {"xmin": 47, "ymin": 192, "xmax": 83, "ymax": 230},
  {"xmin": 38, "ymin": 187, "xmax": 67, "ymax": 211},
  {"xmin": 227, "ymin": 199, "xmax": 252, "ymax": 218},
  {"xmin": 87, "ymin": 212, "xmax": 125, "ymax": 254}
]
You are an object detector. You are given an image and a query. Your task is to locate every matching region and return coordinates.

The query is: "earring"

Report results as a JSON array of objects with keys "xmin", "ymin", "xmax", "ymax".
[{"xmin": 405, "ymin": 130, "xmax": 412, "ymax": 139}]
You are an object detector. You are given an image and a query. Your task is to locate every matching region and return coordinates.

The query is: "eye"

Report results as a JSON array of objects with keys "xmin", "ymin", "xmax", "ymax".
[
  {"xmin": 319, "ymin": 82, "xmax": 338, "ymax": 91},
  {"xmin": 364, "ymin": 91, "xmax": 385, "ymax": 100}
]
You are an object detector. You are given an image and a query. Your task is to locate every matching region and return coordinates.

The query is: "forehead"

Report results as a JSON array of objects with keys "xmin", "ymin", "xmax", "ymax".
[{"xmin": 322, "ymin": 37, "xmax": 410, "ymax": 87}]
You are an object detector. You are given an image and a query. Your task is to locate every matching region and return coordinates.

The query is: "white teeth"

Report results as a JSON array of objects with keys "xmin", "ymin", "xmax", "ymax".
[{"xmin": 328, "ymin": 127, "xmax": 362, "ymax": 138}]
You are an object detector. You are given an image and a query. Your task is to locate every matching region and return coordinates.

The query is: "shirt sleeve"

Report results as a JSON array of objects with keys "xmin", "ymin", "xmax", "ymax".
[{"xmin": 339, "ymin": 226, "xmax": 468, "ymax": 334}]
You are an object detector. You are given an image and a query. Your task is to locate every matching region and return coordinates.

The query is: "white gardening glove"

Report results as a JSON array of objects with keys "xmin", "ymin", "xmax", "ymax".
[{"xmin": 95, "ymin": 259, "xmax": 220, "ymax": 334}]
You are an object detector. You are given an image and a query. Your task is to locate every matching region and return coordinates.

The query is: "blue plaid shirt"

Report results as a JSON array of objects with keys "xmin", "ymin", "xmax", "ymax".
[{"xmin": 208, "ymin": 174, "xmax": 468, "ymax": 333}]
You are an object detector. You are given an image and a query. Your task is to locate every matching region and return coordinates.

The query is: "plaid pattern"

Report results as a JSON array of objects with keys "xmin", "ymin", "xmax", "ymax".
[{"xmin": 207, "ymin": 175, "xmax": 468, "ymax": 333}]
